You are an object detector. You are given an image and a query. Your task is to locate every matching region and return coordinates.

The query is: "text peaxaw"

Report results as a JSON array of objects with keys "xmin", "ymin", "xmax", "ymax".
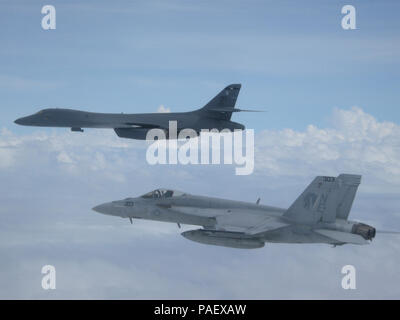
[
  {"xmin": 14, "ymin": 84, "xmax": 261, "ymax": 140},
  {"xmin": 93, "ymin": 174, "xmax": 400, "ymax": 248}
]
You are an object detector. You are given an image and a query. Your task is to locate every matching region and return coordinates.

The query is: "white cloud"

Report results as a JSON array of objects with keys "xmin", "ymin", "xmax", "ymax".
[
  {"xmin": 157, "ymin": 105, "xmax": 171, "ymax": 113},
  {"xmin": 57, "ymin": 151, "xmax": 75, "ymax": 164},
  {"xmin": 254, "ymin": 107, "xmax": 400, "ymax": 193}
]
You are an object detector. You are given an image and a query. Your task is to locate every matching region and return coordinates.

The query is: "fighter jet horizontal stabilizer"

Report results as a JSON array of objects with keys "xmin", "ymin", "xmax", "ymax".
[{"xmin": 314, "ymin": 229, "xmax": 368, "ymax": 245}]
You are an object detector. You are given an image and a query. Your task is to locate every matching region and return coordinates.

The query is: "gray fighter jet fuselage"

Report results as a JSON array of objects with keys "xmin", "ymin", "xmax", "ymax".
[
  {"xmin": 14, "ymin": 84, "xmax": 254, "ymax": 140},
  {"xmin": 92, "ymin": 174, "xmax": 392, "ymax": 249}
]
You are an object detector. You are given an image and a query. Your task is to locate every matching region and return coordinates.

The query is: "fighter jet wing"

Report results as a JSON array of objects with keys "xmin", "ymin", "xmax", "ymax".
[
  {"xmin": 214, "ymin": 213, "xmax": 288, "ymax": 235},
  {"xmin": 314, "ymin": 229, "xmax": 368, "ymax": 245},
  {"xmin": 164, "ymin": 204, "xmax": 288, "ymax": 235},
  {"xmin": 245, "ymin": 218, "xmax": 289, "ymax": 235}
]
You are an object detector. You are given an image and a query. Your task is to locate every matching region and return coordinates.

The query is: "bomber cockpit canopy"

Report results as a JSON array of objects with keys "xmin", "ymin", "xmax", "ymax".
[{"xmin": 141, "ymin": 189, "xmax": 186, "ymax": 199}]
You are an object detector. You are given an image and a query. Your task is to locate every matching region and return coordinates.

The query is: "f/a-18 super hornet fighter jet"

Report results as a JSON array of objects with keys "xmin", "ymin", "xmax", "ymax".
[
  {"xmin": 93, "ymin": 174, "xmax": 399, "ymax": 248},
  {"xmin": 14, "ymin": 84, "xmax": 259, "ymax": 140}
]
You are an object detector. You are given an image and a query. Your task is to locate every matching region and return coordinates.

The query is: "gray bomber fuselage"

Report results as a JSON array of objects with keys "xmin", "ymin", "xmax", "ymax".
[
  {"xmin": 14, "ymin": 84, "xmax": 248, "ymax": 140},
  {"xmin": 14, "ymin": 108, "xmax": 243, "ymax": 131}
]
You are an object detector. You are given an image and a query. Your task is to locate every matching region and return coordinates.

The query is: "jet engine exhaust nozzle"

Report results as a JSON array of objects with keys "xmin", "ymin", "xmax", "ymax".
[{"xmin": 351, "ymin": 223, "xmax": 376, "ymax": 240}]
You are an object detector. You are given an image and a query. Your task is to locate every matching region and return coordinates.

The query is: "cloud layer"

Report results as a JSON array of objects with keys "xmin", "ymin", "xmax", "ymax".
[
  {"xmin": 255, "ymin": 107, "xmax": 400, "ymax": 193},
  {"xmin": 1, "ymin": 107, "xmax": 400, "ymax": 299}
]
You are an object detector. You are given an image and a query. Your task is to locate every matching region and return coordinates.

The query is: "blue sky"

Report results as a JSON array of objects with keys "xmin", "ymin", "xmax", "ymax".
[
  {"xmin": 1, "ymin": 0, "xmax": 399, "ymax": 132},
  {"xmin": 1, "ymin": 0, "xmax": 400, "ymax": 299}
]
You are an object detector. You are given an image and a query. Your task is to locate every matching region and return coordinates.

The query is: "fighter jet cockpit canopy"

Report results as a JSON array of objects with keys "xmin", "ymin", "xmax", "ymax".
[{"xmin": 141, "ymin": 189, "xmax": 186, "ymax": 199}]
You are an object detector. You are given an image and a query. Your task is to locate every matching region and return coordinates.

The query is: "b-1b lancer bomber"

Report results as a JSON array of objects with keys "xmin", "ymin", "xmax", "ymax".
[
  {"xmin": 93, "ymin": 174, "xmax": 399, "ymax": 248},
  {"xmin": 14, "ymin": 84, "xmax": 259, "ymax": 140}
]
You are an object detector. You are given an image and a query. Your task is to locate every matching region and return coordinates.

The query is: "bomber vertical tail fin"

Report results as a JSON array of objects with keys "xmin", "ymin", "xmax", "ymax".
[{"xmin": 198, "ymin": 84, "xmax": 241, "ymax": 120}]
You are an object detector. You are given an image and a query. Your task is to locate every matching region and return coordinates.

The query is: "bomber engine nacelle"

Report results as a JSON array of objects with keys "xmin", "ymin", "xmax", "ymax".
[
  {"xmin": 114, "ymin": 127, "xmax": 200, "ymax": 140},
  {"xmin": 114, "ymin": 128, "xmax": 151, "ymax": 140},
  {"xmin": 181, "ymin": 229, "xmax": 264, "ymax": 249}
]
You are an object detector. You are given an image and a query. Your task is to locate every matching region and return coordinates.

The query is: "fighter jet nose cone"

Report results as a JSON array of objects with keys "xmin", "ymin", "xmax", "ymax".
[
  {"xmin": 92, "ymin": 203, "xmax": 111, "ymax": 215},
  {"xmin": 14, "ymin": 118, "xmax": 22, "ymax": 125},
  {"xmin": 92, "ymin": 205, "xmax": 103, "ymax": 213}
]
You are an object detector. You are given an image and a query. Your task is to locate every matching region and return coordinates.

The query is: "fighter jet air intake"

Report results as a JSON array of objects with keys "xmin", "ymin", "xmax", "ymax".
[
  {"xmin": 14, "ymin": 84, "xmax": 261, "ymax": 140},
  {"xmin": 92, "ymin": 174, "xmax": 400, "ymax": 249}
]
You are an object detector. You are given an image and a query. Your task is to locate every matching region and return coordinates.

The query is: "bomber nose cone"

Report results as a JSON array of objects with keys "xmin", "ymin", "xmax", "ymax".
[
  {"xmin": 14, "ymin": 117, "xmax": 24, "ymax": 125},
  {"xmin": 92, "ymin": 203, "xmax": 111, "ymax": 215}
]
